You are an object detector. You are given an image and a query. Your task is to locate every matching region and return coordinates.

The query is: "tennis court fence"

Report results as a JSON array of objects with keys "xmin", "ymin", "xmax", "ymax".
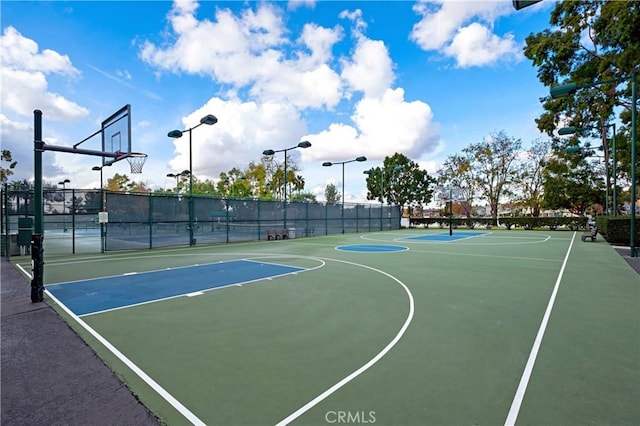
[{"xmin": 1, "ymin": 188, "xmax": 401, "ymax": 255}]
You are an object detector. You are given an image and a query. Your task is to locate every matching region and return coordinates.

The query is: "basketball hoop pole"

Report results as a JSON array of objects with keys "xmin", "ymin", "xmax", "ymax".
[
  {"xmin": 31, "ymin": 110, "xmax": 123, "ymax": 302},
  {"xmin": 32, "ymin": 110, "xmax": 44, "ymax": 302}
]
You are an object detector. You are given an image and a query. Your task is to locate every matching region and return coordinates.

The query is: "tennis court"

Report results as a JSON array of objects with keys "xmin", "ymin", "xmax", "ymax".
[{"xmin": 13, "ymin": 229, "xmax": 639, "ymax": 425}]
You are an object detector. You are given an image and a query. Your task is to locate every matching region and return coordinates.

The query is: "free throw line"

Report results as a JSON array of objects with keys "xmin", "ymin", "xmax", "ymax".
[{"xmin": 504, "ymin": 232, "xmax": 577, "ymax": 426}]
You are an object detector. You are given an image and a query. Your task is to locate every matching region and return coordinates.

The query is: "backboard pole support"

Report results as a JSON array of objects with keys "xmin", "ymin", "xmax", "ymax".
[{"xmin": 32, "ymin": 110, "xmax": 44, "ymax": 303}]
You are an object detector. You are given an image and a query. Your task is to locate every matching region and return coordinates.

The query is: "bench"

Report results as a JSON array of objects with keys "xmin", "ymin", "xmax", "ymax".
[
  {"xmin": 267, "ymin": 229, "xmax": 288, "ymax": 240},
  {"xmin": 581, "ymin": 227, "xmax": 597, "ymax": 242}
]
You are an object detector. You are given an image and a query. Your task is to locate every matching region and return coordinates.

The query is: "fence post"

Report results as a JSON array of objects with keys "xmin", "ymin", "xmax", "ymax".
[
  {"xmin": 226, "ymin": 198, "xmax": 230, "ymax": 243},
  {"xmin": 72, "ymin": 188, "xmax": 76, "ymax": 254},
  {"xmin": 149, "ymin": 193, "xmax": 153, "ymax": 249},
  {"xmin": 257, "ymin": 197, "xmax": 261, "ymax": 241}
]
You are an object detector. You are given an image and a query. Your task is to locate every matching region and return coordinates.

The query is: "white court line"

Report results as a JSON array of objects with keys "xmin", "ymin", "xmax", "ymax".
[
  {"xmin": 276, "ymin": 259, "xmax": 415, "ymax": 426},
  {"xmin": 18, "ymin": 269, "xmax": 206, "ymax": 426},
  {"xmin": 504, "ymin": 231, "xmax": 577, "ymax": 426}
]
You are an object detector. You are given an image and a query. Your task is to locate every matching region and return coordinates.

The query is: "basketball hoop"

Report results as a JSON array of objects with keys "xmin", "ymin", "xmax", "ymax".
[{"xmin": 126, "ymin": 152, "xmax": 147, "ymax": 174}]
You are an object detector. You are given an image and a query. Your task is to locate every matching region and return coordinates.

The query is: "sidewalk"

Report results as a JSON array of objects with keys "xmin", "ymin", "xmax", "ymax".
[
  {"xmin": 613, "ymin": 246, "xmax": 640, "ymax": 275},
  {"xmin": 1, "ymin": 259, "xmax": 160, "ymax": 426}
]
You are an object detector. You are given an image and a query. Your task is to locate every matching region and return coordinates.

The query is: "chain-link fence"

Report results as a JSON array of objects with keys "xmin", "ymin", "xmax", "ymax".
[{"xmin": 1, "ymin": 188, "xmax": 401, "ymax": 256}]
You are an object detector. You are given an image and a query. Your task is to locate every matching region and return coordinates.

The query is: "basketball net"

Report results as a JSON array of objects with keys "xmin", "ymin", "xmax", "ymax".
[{"xmin": 126, "ymin": 153, "xmax": 147, "ymax": 174}]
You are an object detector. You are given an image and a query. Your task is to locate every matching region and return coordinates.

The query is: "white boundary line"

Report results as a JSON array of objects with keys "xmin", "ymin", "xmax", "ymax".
[
  {"xmin": 504, "ymin": 231, "xmax": 577, "ymax": 426},
  {"xmin": 360, "ymin": 233, "xmax": 553, "ymax": 246},
  {"xmin": 21, "ymin": 250, "xmax": 412, "ymax": 425},
  {"xmin": 275, "ymin": 258, "xmax": 415, "ymax": 426},
  {"xmin": 16, "ymin": 268, "xmax": 206, "ymax": 426}
]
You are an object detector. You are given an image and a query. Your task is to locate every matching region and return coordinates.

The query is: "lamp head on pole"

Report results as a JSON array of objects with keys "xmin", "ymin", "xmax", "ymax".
[
  {"xmin": 167, "ymin": 129, "xmax": 183, "ymax": 138},
  {"xmin": 355, "ymin": 156, "xmax": 367, "ymax": 162},
  {"xmin": 550, "ymin": 82, "xmax": 578, "ymax": 99},
  {"xmin": 200, "ymin": 114, "xmax": 218, "ymax": 126},
  {"xmin": 558, "ymin": 126, "xmax": 579, "ymax": 136},
  {"xmin": 322, "ymin": 161, "xmax": 333, "ymax": 167},
  {"xmin": 297, "ymin": 141, "xmax": 312, "ymax": 149},
  {"xmin": 564, "ymin": 146, "xmax": 582, "ymax": 154},
  {"xmin": 263, "ymin": 149, "xmax": 275, "ymax": 156}
]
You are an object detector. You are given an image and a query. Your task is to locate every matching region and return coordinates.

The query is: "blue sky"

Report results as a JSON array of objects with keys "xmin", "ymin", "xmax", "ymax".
[{"xmin": 1, "ymin": 0, "xmax": 553, "ymax": 202}]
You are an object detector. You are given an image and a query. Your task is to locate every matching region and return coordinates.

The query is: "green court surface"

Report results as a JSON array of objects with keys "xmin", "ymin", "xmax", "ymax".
[{"xmin": 13, "ymin": 229, "xmax": 639, "ymax": 425}]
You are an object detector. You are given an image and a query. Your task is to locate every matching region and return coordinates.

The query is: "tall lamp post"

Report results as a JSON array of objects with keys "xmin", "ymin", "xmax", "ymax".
[
  {"xmin": 323, "ymin": 156, "xmax": 367, "ymax": 233},
  {"xmin": 262, "ymin": 141, "xmax": 312, "ymax": 229},
  {"xmin": 560, "ymin": 124, "xmax": 617, "ymax": 216},
  {"xmin": 58, "ymin": 179, "xmax": 70, "ymax": 232},
  {"xmin": 551, "ymin": 72, "xmax": 636, "ymax": 256},
  {"xmin": 168, "ymin": 114, "xmax": 218, "ymax": 246},
  {"xmin": 167, "ymin": 170, "xmax": 190, "ymax": 193}
]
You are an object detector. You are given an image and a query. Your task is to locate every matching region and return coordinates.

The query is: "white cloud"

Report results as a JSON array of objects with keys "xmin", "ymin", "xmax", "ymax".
[
  {"xmin": 0, "ymin": 26, "xmax": 88, "ymax": 121},
  {"xmin": 167, "ymin": 97, "xmax": 307, "ymax": 182},
  {"xmin": 287, "ymin": 0, "xmax": 315, "ymax": 10},
  {"xmin": 143, "ymin": 1, "xmax": 440, "ymax": 192},
  {"xmin": 445, "ymin": 22, "xmax": 521, "ymax": 67},
  {"xmin": 140, "ymin": 2, "xmax": 343, "ymax": 109},
  {"xmin": 410, "ymin": 0, "xmax": 522, "ymax": 68},
  {"xmin": 341, "ymin": 37, "xmax": 394, "ymax": 98},
  {"xmin": 303, "ymin": 88, "xmax": 438, "ymax": 161}
]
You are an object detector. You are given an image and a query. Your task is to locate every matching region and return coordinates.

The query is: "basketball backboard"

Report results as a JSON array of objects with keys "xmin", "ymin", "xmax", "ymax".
[{"xmin": 101, "ymin": 104, "xmax": 132, "ymax": 166}]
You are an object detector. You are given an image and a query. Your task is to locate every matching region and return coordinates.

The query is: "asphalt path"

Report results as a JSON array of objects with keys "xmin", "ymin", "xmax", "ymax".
[{"xmin": 1, "ymin": 258, "xmax": 160, "ymax": 426}]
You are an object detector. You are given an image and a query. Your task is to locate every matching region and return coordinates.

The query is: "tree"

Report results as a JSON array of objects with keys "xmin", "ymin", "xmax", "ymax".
[
  {"xmin": 291, "ymin": 192, "xmax": 316, "ymax": 202},
  {"xmin": 524, "ymin": 1, "xmax": 639, "ymax": 191},
  {"xmin": 104, "ymin": 174, "xmax": 149, "ymax": 193},
  {"xmin": 325, "ymin": 183, "xmax": 340, "ymax": 204},
  {"xmin": 106, "ymin": 174, "xmax": 130, "ymax": 191},
  {"xmin": 542, "ymin": 139, "xmax": 605, "ymax": 216},
  {"xmin": 378, "ymin": 153, "xmax": 435, "ymax": 209},
  {"xmin": 466, "ymin": 132, "xmax": 522, "ymax": 219},
  {"xmin": 516, "ymin": 139, "xmax": 551, "ymax": 217},
  {"xmin": 260, "ymin": 153, "xmax": 306, "ymax": 200},
  {"xmin": 0, "ymin": 150, "xmax": 17, "ymax": 184},
  {"xmin": 437, "ymin": 151, "xmax": 478, "ymax": 217}
]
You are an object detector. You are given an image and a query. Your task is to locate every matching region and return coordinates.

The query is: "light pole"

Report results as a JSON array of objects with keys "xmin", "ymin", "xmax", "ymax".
[
  {"xmin": 58, "ymin": 179, "xmax": 70, "ymax": 232},
  {"xmin": 551, "ymin": 72, "xmax": 636, "ymax": 256},
  {"xmin": 262, "ymin": 141, "xmax": 312, "ymax": 229},
  {"xmin": 167, "ymin": 170, "xmax": 190, "ymax": 193},
  {"xmin": 323, "ymin": 156, "xmax": 367, "ymax": 233},
  {"xmin": 168, "ymin": 114, "xmax": 218, "ymax": 246},
  {"xmin": 560, "ymin": 124, "xmax": 617, "ymax": 216}
]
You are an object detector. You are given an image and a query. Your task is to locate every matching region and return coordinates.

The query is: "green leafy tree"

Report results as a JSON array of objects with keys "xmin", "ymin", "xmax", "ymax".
[
  {"xmin": 291, "ymin": 192, "xmax": 316, "ymax": 202},
  {"xmin": 0, "ymin": 150, "xmax": 17, "ymax": 184},
  {"xmin": 543, "ymin": 139, "xmax": 605, "ymax": 216},
  {"xmin": 325, "ymin": 183, "xmax": 340, "ymax": 204},
  {"xmin": 524, "ymin": 0, "xmax": 639, "ymax": 185},
  {"xmin": 379, "ymin": 153, "xmax": 435, "ymax": 209}
]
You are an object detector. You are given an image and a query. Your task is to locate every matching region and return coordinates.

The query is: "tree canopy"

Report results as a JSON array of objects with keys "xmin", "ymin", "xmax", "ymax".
[{"xmin": 365, "ymin": 153, "xmax": 435, "ymax": 208}]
